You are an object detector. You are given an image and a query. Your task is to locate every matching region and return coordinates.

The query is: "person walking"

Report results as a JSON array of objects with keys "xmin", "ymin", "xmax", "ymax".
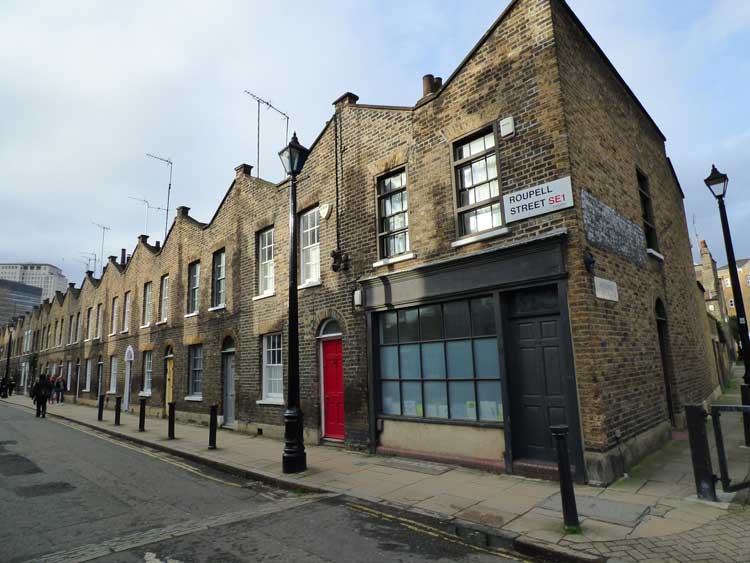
[
  {"xmin": 31, "ymin": 374, "xmax": 50, "ymax": 418},
  {"xmin": 8, "ymin": 377, "xmax": 15, "ymax": 396},
  {"xmin": 59, "ymin": 376, "xmax": 66, "ymax": 404}
]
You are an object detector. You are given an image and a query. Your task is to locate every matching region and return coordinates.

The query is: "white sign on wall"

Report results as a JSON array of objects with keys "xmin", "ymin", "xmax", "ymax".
[
  {"xmin": 503, "ymin": 176, "xmax": 574, "ymax": 223},
  {"xmin": 594, "ymin": 277, "xmax": 619, "ymax": 302}
]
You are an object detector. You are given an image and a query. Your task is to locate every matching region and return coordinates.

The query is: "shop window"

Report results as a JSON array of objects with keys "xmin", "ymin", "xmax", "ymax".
[{"xmin": 377, "ymin": 297, "xmax": 502, "ymax": 422}]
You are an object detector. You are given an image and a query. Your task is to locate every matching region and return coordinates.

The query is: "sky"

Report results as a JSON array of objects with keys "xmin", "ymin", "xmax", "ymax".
[{"xmin": 1, "ymin": 0, "xmax": 749, "ymax": 284}]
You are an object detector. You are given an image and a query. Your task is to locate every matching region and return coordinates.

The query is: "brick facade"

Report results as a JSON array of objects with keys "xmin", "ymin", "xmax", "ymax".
[{"xmin": 1, "ymin": 0, "xmax": 716, "ymax": 484}]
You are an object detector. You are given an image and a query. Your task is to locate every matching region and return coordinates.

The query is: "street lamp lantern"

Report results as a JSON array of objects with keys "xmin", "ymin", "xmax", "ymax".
[
  {"xmin": 278, "ymin": 132, "xmax": 309, "ymax": 176},
  {"xmin": 704, "ymin": 164, "xmax": 750, "ymax": 445},
  {"xmin": 279, "ymin": 132, "xmax": 309, "ymax": 474},
  {"xmin": 704, "ymin": 164, "xmax": 729, "ymax": 199}
]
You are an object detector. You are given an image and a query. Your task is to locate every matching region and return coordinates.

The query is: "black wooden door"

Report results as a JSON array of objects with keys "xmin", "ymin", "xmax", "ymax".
[{"xmin": 508, "ymin": 312, "xmax": 567, "ymax": 462}]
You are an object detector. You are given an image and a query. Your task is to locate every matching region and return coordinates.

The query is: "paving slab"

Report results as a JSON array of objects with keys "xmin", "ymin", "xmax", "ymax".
[{"xmin": 538, "ymin": 493, "xmax": 650, "ymax": 526}]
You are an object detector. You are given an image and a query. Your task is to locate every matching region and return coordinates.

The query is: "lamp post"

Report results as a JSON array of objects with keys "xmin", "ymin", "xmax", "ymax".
[
  {"xmin": 3, "ymin": 325, "xmax": 14, "ymax": 397},
  {"xmin": 278, "ymin": 132, "xmax": 310, "ymax": 474},
  {"xmin": 705, "ymin": 165, "xmax": 750, "ymax": 444}
]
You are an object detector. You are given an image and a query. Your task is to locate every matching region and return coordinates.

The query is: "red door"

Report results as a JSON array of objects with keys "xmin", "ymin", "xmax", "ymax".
[{"xmin": 323, "ymin": 339, "xmax": 345, "ymax": 439}]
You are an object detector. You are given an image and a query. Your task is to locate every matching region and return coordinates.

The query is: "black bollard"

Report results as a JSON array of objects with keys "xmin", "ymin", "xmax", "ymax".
[
  {"xmin": 686, "ymin": 404, "xmax": 718, "ymax": 501},
  {"xmin": 139, "ymin": 397, "xmax": 147, "ymax": 432},
  {"xmin": 168, "ymin": 401, "xmax": 176, "ymax": 439},
  {"xmin": 209, "ymin": 404, "xmax": 218, "ymax": 450},
  {"xmin": 550, "ymin": 425, "xmax": 581, "ymax": 532},
  {"xmin": 98, "ymin": 394, "xmax": 105, "ymax": 421},
  {"xmin": 114, "ymin": 396, "xmax": 122, "ymax": 426}
]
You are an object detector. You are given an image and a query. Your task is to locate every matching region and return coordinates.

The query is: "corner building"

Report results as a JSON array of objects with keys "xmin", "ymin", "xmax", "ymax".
[{"xmin": 1, "ymin": 0, "xmax": 715, "ymax": 485}]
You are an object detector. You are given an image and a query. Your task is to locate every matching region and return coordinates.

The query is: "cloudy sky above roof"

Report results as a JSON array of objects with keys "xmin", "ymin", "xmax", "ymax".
[{"xmin": 1, "ymin": 0, "xmax": 749, "ymax": 284}]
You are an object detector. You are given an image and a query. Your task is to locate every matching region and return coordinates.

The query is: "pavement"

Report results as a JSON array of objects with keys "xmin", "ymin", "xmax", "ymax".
[
  {"xmin": 4, "ymin": 366, "xmax": 750, "ymax": 563},
  {"xmin": 0, "ymin": 403, "xmax": 523, "ymax": 563}
]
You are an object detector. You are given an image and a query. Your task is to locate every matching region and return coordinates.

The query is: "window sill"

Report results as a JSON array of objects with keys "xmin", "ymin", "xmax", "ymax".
[
  {"xmin": 208, "ymin": 304, "xmax": 226, "ymax": 312},
  {"xmin": 108, "ymin": 332, "xmax": 117, "ymax": 337},
  {"xmin": 84, "ymin": 339, "xmax": 91, "ymax": 343},
  {"xmin": 647, "ymin": 248, "xmax": 665, "ymax": 261},
  {"xmin": 184, "ymin": 312, "xmax": 198, "ymax": 319},
  {"xmin": 155, "ymin": 320, "xmax": 167, "ymax": 326},
  {"xmin": 138, "ymin": 391, "xmax": 152, "ymax": 397},
  {"xmin": 253, "ymin": 292, "xmax": 276, "ymax": 302},
  {"xmin": 256, "ymin": 399, "xmax": 284, "ymax": 406},
  {"xmin": 82, "ymin": 388, "xmax": 91, "ymax": 393},
  {"xmin": 372, "ymin": 252, "xmax": 416, "ymax": 268},
  {"xmin": 378, "ymin": 414, "xmax": 503, "ymax": 429},
  {"xmin": 120, "ymin": 330, "xmax": 129, "ymax": 334},
  {"xmin": 93, "ymin": 337, "xmax": 101, "ymax": 341},
  {"xmin": 184, "ymin": 395, "xmax": 203, "ymax": 402},
  {"xmin": 139, "ymin": 323, "xmax": 151, "ymax": 329},
  {"xmin": 298, "ymin": 280, "xmax": 322, "ymax": 290},
  {"xmin": 450, "ymin": 226, "xmax": 511, "ymax": 248}
]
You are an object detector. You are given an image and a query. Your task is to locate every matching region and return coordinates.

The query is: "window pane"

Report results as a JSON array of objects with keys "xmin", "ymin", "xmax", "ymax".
[
  {"xmin": 421, "ymin": 342, "xmax": 445, "ymax": 379},
  {"xmin": 379, "ymin": 346, "xmax": 398, "ymax": 379},
  {"xmin": 449, "ymin": 381, "xmax": 476, "ymax": 420},
  {"xmin": 471, "ymin": 158, "xmax": 487, "ymax": 184},
  {"xmin": 402, "ymin": 382, "xmax": 423, "ymax": 417},
  {"xmin": 444, "ymin": 301, "xmax": 470, "ymax": 338},
  {"xmin": 379, "ymin": 312, "xmax": 398, "ymax": 344},
  {"xmin": 381, "ymin": 382, "xmax": 400, "ymax": 415},
  {"xmin": 469, "ymin": 137, "xmax": 484, "ymax": 157},
  {"xmin": 471, "ymin": 296, "xmax": 496, "ymax": 336},
  {"xmin": 446, "ymin": 340, "xmax": 474, "ymax": 379},
  {"xmin": 424, "ymin": 382, "xmax": 448, "ymax": 418},
  {"xmin": 397, "ymin": 308, "xmax": 419, "ymax": 342},
  {"xmin": 419, "ymin": 305, "xmax": 443, "ymax": 341},
  {"xmin": 399, "ymin": 344, "xmax": 421, "ymax": 379},
  {"xmin": 474, "ymin": 338, "xmax": 500, "ymax": 378},
  {"xmin": 478, "ymin": 381, "xmax": 502, "ymax": 421}
]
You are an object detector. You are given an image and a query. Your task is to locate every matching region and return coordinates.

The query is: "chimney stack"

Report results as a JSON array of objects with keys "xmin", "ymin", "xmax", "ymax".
[
  {"xmin": 155, "ymin": 241, "xmax": 161, "ymax": 250},
  {"xmin": 433, "ymin": 76, "xmax": 443, "ymax": 90},
  {"xmin": 120, "ymin": 248, "xmax": 127, "ymax": 266},
  {"xmin": 235, "ymin": 163, "xmax": 253, "ymax": 179},
  {"xmin": 177, "ymin": 206, "xmax": 190, "ymax": 219},
  {"xmin": 138, "ymin": 234, "xmax": 149, "ymax": 245}
]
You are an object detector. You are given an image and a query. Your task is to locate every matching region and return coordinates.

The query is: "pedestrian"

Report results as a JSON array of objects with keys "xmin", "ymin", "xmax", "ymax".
[
  {"xmin": 59, "ymin": 376, "xmax": 66, "ymax": 404},
  {"xmin": 31, "ymin": 374, "xmax": 50, "ymax": 418},
  {"xmin": 8, "ymin": 377, "xmax": 15, "ymax": 397}
]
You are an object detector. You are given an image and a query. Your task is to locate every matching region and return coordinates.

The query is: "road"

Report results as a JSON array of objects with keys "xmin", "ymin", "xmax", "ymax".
[{"xmin": 0, "ymin": 403, "xmax": 533, "ymax": 563}]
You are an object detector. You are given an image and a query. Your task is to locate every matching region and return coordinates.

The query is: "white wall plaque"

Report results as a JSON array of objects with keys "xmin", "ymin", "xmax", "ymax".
[
  {"xmin": 594, "ymin": 277, "xmax": 619, "ymax": 302},
  {"xmin": 503, "ymin": 176, "xmax": 574, "ymax": 223}
]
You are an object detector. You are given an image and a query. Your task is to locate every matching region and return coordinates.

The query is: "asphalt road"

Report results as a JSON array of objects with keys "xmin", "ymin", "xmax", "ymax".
[{"xmin": 0, "ymin": 403, "xmax": 532, "ymax": 563}]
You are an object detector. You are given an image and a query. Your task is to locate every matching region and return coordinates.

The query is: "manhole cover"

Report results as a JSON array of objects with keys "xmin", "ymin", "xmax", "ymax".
[
  {"xmin": 0, "ymin": 454, "xmax": 42, "ymax": 476},
  {"xmin": 375, "ymin": 458, "xmax": 453, "ymax": 475},
  {"xmin": 15, "ymin": 481, "xmax": 75, "ymax": 498}
]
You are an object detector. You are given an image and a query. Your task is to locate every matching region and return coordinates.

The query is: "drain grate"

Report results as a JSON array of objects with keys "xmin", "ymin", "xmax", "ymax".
[
  {"xmin": 14, "ymin": 481, "xmax": 75, "ymax": 498},
  {"xmin": 0, "ymin": 453, "xmax": 43, "ymax": 476}
]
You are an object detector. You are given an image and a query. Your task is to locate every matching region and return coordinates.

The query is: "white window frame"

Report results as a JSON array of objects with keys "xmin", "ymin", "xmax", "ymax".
[
  {"xmin": 300, "ymin": 208, "xmax": 320, "ymax": 286},
  {"xmin": 109, "ymin": 296, "xmax": 118, "ymax": 336},
  {"xmin": 95, "ymin": 304, "xmax": 102, "ymax": 339},
  {"xmin": 188, "ymin": 345, "xmax": 203, "ymax": 398},
  {"xmin": 74, "ymin": 312, "xmax": 80, "ymax": 343},
  {"xmin": 108, "ymin": 356, "xmax": 118, "ymax": 394},
  {"xmin": 122, "ymin": 291, "xmax": 131, "ymax": 332},
  {"xmin": 142, "ymin": 282, "xmax": 152, "ymax": 326},
  {"xmin": 258, "ymin": 228, "xmax": 275, "ymax": 296},
  {"xmin": 212, "ymin": 250, "xmax": 226, "ymax": 308},
  {"xmin": 86, "ymin": 307, "xmax": 93, "ymax": 340},
  {"xmin": 66, "ymin": 361, "xmax": 72, "ymax": 390},
  {"xmin": 261, "ymin": 333, "xmax": 283, "ymax": 403},
  {"xmin": 187, "ymin": 262, "xmax": 200, "ymax": 314},
  {"xmin": 159, "ymin": 275, "xmax": 169, "ymax": 322},
  {"xmin": 142, "ymin": 350, "xmax": 153, "ymax": 394},
  {"xmin": 84, "ymin": 359, "xmax": 92, "ymax": 391}
]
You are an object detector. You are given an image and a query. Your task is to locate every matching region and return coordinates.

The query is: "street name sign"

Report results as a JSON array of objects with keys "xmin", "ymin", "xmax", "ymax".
[{"xmin": 504, "ymin": 176, "xmax": 574, "ymax": 223}]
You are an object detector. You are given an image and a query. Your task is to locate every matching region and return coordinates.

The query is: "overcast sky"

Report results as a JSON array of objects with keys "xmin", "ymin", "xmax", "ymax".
[{"xmin": 1, "ymin": 0, "xmax": 749, "ymax": 284}]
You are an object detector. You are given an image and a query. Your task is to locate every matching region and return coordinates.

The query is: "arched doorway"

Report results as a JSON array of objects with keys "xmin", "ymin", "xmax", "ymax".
[
  {"xmin": 222, "ymin": 336, "xmax": 236, "ymax": 427},
  {"xmin": 164, "ymin": 346, "xmax": 174, "ymax": 408},
  {"xmin": 124, "ymin": 346, "xmax": 134, "ymax": 411},
  {"xmin": 656, "ymin": 300, "xmax": 675, "ymax": 426},
  {"xmin": 319, "ymin": 319, "xmax": 344, "ymax": 440}
]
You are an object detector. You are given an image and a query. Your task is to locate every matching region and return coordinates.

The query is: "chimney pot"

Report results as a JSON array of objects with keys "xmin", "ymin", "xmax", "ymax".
[
  {"xmin": 138, "ymin": 234, "xmax": 150, "ymax": 244},
  {"xmin": 422, "ymin": 74, "xmax": 435, "ymax": 97},
  {"xmin": 68, "ymin": 282, "xmax": 75, "ymax": 289},
  {"xmin": 434, "ymin": 76, "xmax": 443, "ymax": 90},
  {"xmin": 120, "ymin": 248, "xmax": 127, "ymax": 265},
  {"xmin": 108, "ymin": 255, "xmax": 117, "ymax": 264},
  {"xmin": 155, "ymin": 241, "xmax": 161, "ymax": 250}
]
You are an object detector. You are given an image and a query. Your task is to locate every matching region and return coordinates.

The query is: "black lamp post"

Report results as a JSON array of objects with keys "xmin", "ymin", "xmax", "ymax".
[
  {"xmin": 3, "ymin": 325, "xmax": 14, "ymax": 398},
  {"xmin": 278, "ymin": 132, "xmax": 310, "ymax": 474},
  {"xmin": 705, "ymin": 165, "xmax": 750, "ymax": 444}
]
